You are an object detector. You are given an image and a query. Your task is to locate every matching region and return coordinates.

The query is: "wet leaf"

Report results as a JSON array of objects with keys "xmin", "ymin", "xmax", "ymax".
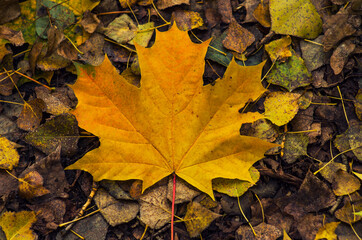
[
  {"xmin": 184, "ymin": 201, "xmax": 221, "ymax": 238},
  {"xmin": 315, "ymin": 222, "xmax": 340, "ymax": 240},
  {"xmin": 212, "ymin": 167, "xmax": 259, "ymax": 197},
  {"xmin": 0, "ymin": 136, "xmax": 19, "ymax": 170},
  {"xmin": 222, "ymin": 19, "xmax": 255, "ymax": 54},
  {"xmin": 0, "ymin": 211, "xmax": 37, "ymax": 240},
  {"xmin": 264, "ymin": 92, "xmax": 301, "ymax": 126},
  {"xmin": 270, "ymin": 0, "xmax": 322, "ymax": 39},
  {"xmin": 267, "ymin": 50, "xmax": 312, "ymax": 91}
]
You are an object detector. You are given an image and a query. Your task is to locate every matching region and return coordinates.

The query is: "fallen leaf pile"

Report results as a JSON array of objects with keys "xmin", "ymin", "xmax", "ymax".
[{"xmin": 0, "ymin": 0, "xmax": 361, "ymax": 239}]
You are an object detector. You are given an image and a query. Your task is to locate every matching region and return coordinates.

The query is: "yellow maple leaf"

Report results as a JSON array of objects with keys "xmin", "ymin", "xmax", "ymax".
[{"xmin": 66, "ymin": 25, "xmax": 277, "ymax": 198}]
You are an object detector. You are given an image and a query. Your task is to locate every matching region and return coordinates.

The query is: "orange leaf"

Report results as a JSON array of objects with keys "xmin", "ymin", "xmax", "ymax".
[{"xmin": 66, "ymin": 25, "xmax": 277, "ymax": 199}]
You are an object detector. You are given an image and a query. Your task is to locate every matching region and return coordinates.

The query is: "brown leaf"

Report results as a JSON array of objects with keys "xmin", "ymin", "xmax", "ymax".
[
  {"xmin": 236, "ymin": 222, "xmax": 282, "ymax": 240},
  {"xmin": 323, "ymin": 7, "xmax": 360, "ymax": 52},
  {"xmin": 80, "ymin": 10, "xmax": 100, "ymax": 34},
  {"xmin": 139, "ymin": 184, "xmax": 171, "ymax": 229},
  {"xmin": 46, "ymin": 26, "xmax": 64, "ymax": 57},
  {"xmin": 17, "ymin": 99, "xmax": 46, "ymax": 131},
  {"xmin": 253, "ymin": 0, "xmax": 271, "ymax": 27},
  {"xmin": 330, "ymin": 39, "xmax": 356, "ymax": 75},
  {"xmin": 27, "ymin": 199, "xmax": 66, "ymax": 235},
  {"xmin": 297, "ymin": 214, "xmax": 324, "ymax": 240},
  {"xmin": 332, "ymin": 169, "xmax": 361, "ymax": 196},
  {"xmin": 157, "ymin": 0, "xmax": 189, "ymax": 10},
  {"xmin": 0, "ymin": 0, "xmax": 20, "ymax": 24},
  {"xmin": 172, "ymin": 10, "xmax": 204, "ymax": 31},
  {"xmin": 222, "ymin": 19, "xmax": 255, "ymax": 54},
  {"xmin": 241, "ymin": 0, "xmax": 259, "ymax": 23},
  {"xmin": 335, "ymin": 196, "xmax": 362, "ymax": 223},
  {"xmin": 29, "ymin": 42, "xmax": 44, "ymax": 75},
  {"xmin": 204, "ymin": 8, "xmax": 221, "ymax": 28},
  {"xmin": 35, "ymin": 86, "xmax": 75, "ymax": 115},
  {"xmin": 78, "ymin": 33, "xmax": 105, "ymax": 66},
  {"xmin": 18, "ymin": 170, "xmax": 50, "ymax": 199},
  {"xmin": 0, "ymin": 25, "xmax": 25, "ymax": 46},
  {"xmin": 217, "ymin": 0, "xmax": 233, "ymax": 23},
  {"xmin": 19, "ymin": 146, "xmax": 69, "ymax": 199}
]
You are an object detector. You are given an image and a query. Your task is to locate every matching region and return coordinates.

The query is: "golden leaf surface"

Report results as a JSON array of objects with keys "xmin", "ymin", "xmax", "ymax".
[{"xmin": 66, "ymin": 25, "xmax": 277, "ymax": 198}]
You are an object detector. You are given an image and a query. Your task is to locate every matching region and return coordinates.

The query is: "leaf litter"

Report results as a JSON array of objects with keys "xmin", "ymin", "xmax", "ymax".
[{"xmin": 0, "ymin": 0, "xmax": 361, "ymax": 239}]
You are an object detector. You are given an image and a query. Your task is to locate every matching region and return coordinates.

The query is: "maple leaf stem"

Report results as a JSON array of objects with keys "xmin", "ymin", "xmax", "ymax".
[{"xmin": 171, "ymin": 172, "xmax": 176, "ymax": 240}]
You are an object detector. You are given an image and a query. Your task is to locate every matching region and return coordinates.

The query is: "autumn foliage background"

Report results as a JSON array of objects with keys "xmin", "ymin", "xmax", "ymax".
[{"xmin": 0, "ymin": 0, "xmax": 361, "ymax": 239}]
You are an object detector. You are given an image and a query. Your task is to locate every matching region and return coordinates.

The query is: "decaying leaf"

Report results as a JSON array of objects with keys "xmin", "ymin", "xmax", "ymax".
[
  {"xmin": 270, "ymin": 0, "xmax": 322, "ymax": 39},
  {"xmin": 157, "ymin": 0, "xmax": 189, "ymax": 10},
  {"xmin": 335, "ymin": 198, "xmax": 362, "ymax": 223},
  {"xmin": 139, "ymin": 184, "xmax": 171, "ymax": 229},
  {"xmin": 332, "ymin": 170, "xmax": 361, "ymax": 196},
  {"xmin": 35, "ymin": 86, "xmax": 75, "ymax": 115},
  {"xmin": 66, "ymin": 25, "xmax": 277, "ymax": 199},
  {"xmin": 236, "ymin": 222, "xmax": 282, "ymax": 239},
  {"xmin": 264, "ymin": 92, "xmax": 301, "ymax": 126},
  {"xmin": 267, "ymin": 50, "xmax": 312, "ymax": 91},
  {"xmin": 172, "ymin": 10, "xmax": 204, "ymax": 31},
  {"xmin": 166, "ymin": 178, "xmax": 200, "ymax": 204},
  {"xmin": 25, "ymin": 113, "xmax": 79, "ymax": 156},
  {"xmin": 222, "ymin": 19, "xmax": 255, "ymax": 54},
  {"xmin": 334, "ymin": 121, "xmax": 362, "ymax": 161},
  {"xmin": 0, "ymin": 0, "xmax": 20, "ymax": 24},
  {"xmin": 0, "ymin": 136, "xmax": 19, "ymax": 170},
  {"xmin": 184, "ymin": 201, "xmax": 221, "ymax": 238},
  {"xmin": 18, "ymin": 170, "xmax": 50, "ymax": 199},
  {"xmin": 323, "ymin": 7, "xmax": 360, "ymax": 52},
  {"xmin": 330, "ymin": 39, "xmax": 356, "ymax": 75},
  {"xmin": 80, "ymin": 11, "xmax": 100, "ymax": 34},
  {"xmin": 253, "ymin": 0, "xmax": 271, "ymax": 28},
  {"xmin": 16, "ymin": 99, "xmax": 46, "ymax": 131},
  {"xmin": 104, "ymin": 14, "xmax": 154, "ymax": 47},
  {"xmin": 19, "ymin": 146, "xmax": 70, "ymax": 199},
  {"xmin": 283, "ymin": 133, "xmax": 309, "ymax": 164},
  {"xmin": 0, "ymin": 211, "xmax": 37, "ymax": 240},
  {"xmin": 300, "ymin": 35, "xmax": 326, "ymax": 72},
  {"xmin": 94, "ymin": 188, "xmax": 139, "ymax": 226}
]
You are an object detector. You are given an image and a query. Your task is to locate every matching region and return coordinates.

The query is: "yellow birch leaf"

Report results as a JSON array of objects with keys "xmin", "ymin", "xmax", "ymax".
[
  {"xmin": 264, "ymin": 92, "xmax": 301, "ymax": 126},
  {"xmin": 0, "ymin": 136, "xmax": 19, "ymax": 170},
  {"xmin": 265, "ymin": 36, "xmax": 292, "ymax": 62},
  {"xmin": 270, "ymin": 0, "xmax": 322, "ymax": 39},
  {"xmin": 315, "ymin": 222, "xmax": 340, "ymax": 240},
  {"xmin": 66, "ymin": 25, "xmax": 278, "ymax": 199},
  {"xmin": 0, "ymin": 211, "xmax": 37, "ymax": 240}
]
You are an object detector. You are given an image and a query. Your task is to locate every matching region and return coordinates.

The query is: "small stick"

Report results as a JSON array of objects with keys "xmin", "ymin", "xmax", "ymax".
[{"xmin": 64, "ymin": 181, "xmax": 99, "ymax": 232}]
